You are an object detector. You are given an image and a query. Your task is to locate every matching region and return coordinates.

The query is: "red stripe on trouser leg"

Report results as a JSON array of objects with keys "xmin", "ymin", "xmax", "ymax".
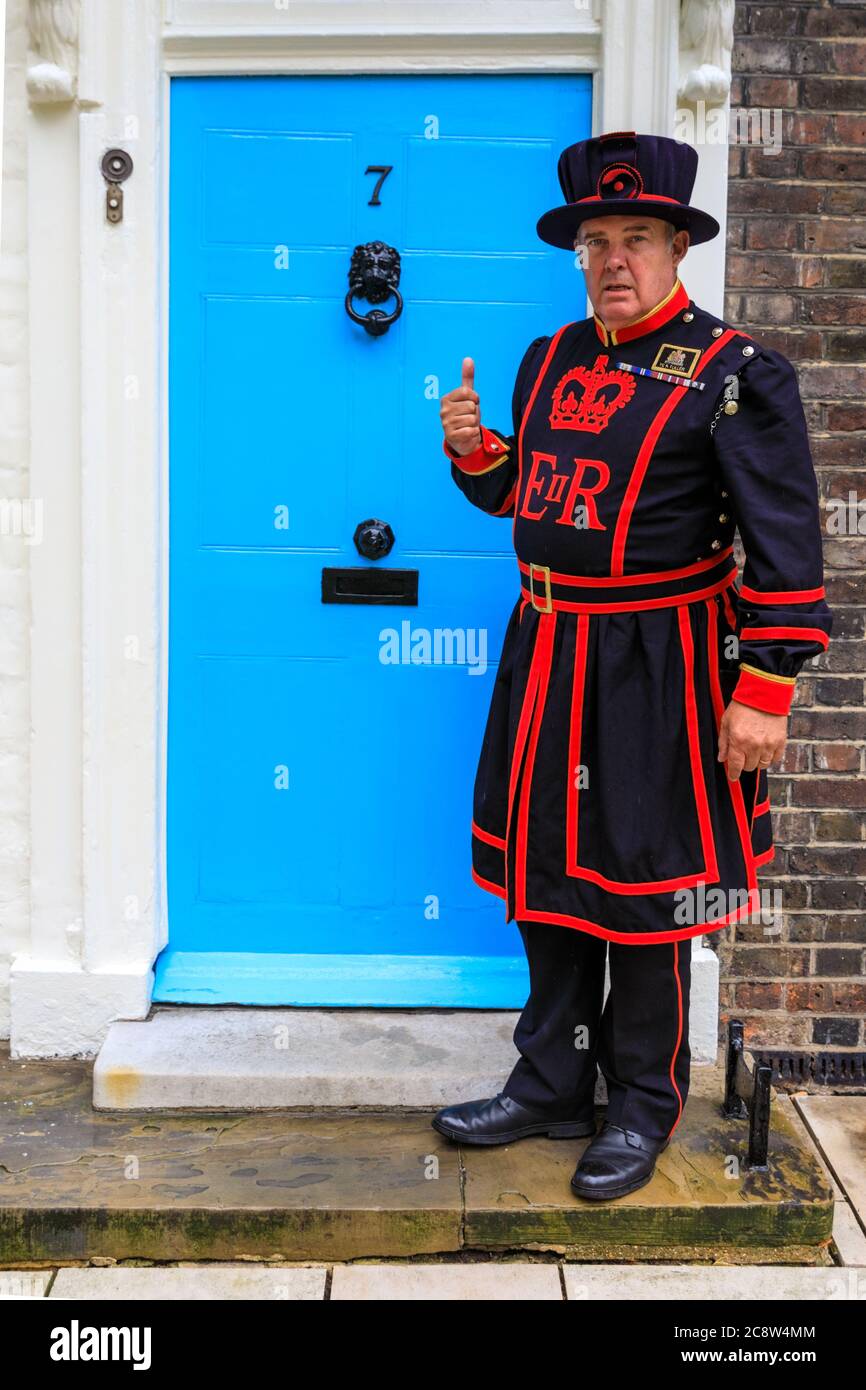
[{"xmin": 596, "ymin": 937, "xmax": 692, "ymax": 1142}]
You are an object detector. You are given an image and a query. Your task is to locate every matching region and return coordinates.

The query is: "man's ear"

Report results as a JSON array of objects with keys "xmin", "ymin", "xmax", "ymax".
[{"xmin": 672, "ymin": 229, "xmax": 690, "ymax": 267}]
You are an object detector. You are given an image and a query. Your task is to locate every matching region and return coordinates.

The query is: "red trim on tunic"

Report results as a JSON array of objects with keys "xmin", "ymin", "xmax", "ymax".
[
  {"xmin": 467, "ymin": 600, "xmax": 772, "ymax": 943},
  {"xmin": 592, "ymin": 279, "xmax": 690, "ymax": 347},
  {"xmin": 563, "ymin": 606, "xmax": 719, "ymax": 894},
  {"xmin": 740, "ymin": 625, "xmax": 829, "ymax": 649},
  {"xmin": 706, "ymin": 599, "xmax": 758, "ymax": 894},
  {"xmin": 678, "ymin": 606, "xmax": 720, "ymax": 884},
  {"xmin": 503, "ymin": 613, "xmax": 550, "ymax": 912},
  {"xmin": 516, "ymin": 894, "xmax": 763, "ymax": 946},
  {"xmin": 517, "ymin": 545, "xmax": 734, "ymax": 587},
  {"xmin": 739, "ymin": 584, "xmax": 826, "ymax": 604},
  {"xmin": 733, "ymin": 666, "xmax": 795, "ymax": 716},
  {"xmin": 471, "ymin": 865, "xmax": 507, "ymax": 900},
  {"xmin": 565, "ymin": 613, "xmax": 590, "ymax": 879},
  {"xmin": 444, "ymin": 424, "xmax": 511, "ymax": 475},
  {"xmin": 520, "ymin": 569, "xmax": 737, "ymax": 614},
  {"xmin": 610, "ymin": 329, "xmax": 741, "ymax": 575},
  {"xmin": 472, "ymin": 819, "xmax": 506, "ymax": 851}
]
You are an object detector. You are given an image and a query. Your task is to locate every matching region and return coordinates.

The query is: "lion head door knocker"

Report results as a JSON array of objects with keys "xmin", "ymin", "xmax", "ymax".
[{"xmin": 345, "ymin": 241, "xmax": 403, "ymax": 337}]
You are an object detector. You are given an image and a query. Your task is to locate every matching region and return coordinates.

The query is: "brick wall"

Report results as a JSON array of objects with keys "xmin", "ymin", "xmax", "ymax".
[{"xmin": 721, "ymin": 0, "xmax": 866, "ymax": 1084}]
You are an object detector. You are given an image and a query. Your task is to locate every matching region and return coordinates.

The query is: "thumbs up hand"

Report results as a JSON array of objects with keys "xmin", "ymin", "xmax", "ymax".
[{"xmin": 440, "ymin": 356, "xmax": 482, "ymax": 457}]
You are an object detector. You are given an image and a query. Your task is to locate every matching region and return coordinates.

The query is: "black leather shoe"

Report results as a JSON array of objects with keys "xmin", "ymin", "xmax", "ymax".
[
  {"xmin": 570, "ymin": 1121, "xmax": 671, "ymax": 1200},
  {"xmin": 431, "ymin": 1092, "xmax": 597, "ymax": 1146}
]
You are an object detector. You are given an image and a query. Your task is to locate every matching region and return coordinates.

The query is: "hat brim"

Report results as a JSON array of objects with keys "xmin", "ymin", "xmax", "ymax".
[{"xmin": 536, "ymin": 197, "xmax": 720, "ymax": 250}]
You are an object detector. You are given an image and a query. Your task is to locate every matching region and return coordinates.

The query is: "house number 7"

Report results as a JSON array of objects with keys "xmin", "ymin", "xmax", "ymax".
[{"xmin": 365, "ymin": 165, "xmax": 393, "ymax": 206}]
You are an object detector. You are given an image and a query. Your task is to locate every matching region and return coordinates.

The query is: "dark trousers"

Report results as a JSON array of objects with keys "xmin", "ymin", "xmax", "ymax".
[{"xmin": 502, "ymin": 920, "xmax": 692, "ymax": 1143}]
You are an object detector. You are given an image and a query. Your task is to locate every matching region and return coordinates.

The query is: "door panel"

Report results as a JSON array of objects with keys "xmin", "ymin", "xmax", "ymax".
[{"xmin": 160, "ymin": 73, "xmax": 592, "ymax": 1004}]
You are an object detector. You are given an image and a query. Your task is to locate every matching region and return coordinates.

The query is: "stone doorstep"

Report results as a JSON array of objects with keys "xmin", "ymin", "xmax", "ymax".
[
  {"xmin": 91, "ymin": 994, "xmax": 719, "ymax": 1112},
  {"xmin": 0, "ymin": 1046, "xmax": 834, "ymax": 1266},
  {"xmin": 4, "ymin": 1263, "xmax": 862, "ymax": 1301}
]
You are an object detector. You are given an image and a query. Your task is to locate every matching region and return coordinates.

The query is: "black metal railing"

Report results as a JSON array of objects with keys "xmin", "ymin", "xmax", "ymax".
[{"xmin": 723, "ymin": 1019, "xmax": 772, "ymax": 1169}]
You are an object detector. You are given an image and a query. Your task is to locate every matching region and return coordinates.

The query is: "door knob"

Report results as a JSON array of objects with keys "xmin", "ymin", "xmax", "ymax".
[{"xmin": 354, "ymin": 518, "xmax": 395, "ymax": 560}]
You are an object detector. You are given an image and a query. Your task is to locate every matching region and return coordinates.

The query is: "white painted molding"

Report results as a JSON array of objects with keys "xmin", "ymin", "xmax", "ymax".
[
  {"xmin": 678, "ymin": 0, "xmax": 735, "ymax": 103},
  {"xmin": 600, "ymin": 0, "xmax": 680, "ymax": 135},
  {"xmin": 161, "ymin": 0, "xmax": 603, "ymax": 72},
  {"xmin": 26, "ymin": 0, "xmax": 79, "ymax": 103},
  {"xmin": 675, "ymin": 0, "xmax": 735, "ymax": 316},
  {"xmin": 12, "ymin": 0, "xmax": 163, "ymax": 1057}
]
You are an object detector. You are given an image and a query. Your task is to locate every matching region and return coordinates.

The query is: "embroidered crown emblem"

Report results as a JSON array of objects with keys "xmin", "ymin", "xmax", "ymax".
[{"xmin": 549, "ymin": 355, "xmax": 636, "ymax": 434}]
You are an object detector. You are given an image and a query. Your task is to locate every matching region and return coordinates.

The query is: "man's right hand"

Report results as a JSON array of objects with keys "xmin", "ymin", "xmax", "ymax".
[{"xmin": 440, "ymin": 357, "xmax": 482, "ymax": 457}]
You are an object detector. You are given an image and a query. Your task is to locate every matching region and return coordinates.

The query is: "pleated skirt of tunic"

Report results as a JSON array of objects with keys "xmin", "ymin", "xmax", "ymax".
[{"xmin": 470, "ymin": 586, "xmax": 773, "ymax": 944}]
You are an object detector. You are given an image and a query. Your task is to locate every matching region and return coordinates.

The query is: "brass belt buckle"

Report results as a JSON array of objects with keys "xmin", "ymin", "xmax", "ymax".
[{"xmin": 528, "ymin": 562, "xmax": 553, "ymax": 614}]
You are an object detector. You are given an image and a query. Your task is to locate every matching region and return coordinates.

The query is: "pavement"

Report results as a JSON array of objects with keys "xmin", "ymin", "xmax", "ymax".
[{"xmin": 1, "ymin": 1042, "xmax": 864, "ymax": 1296}]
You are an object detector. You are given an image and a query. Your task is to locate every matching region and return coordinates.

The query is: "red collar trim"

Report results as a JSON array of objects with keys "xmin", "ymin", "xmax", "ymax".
[{"xmin": 593, "ymin": 278, "xmax": 690, "ymax": 347}]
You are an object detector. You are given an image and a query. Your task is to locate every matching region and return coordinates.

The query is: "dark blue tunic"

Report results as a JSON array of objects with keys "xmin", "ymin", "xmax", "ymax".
[{"xmin": 445, "ymin": 278, "xmax": 832, "ymax": 944}]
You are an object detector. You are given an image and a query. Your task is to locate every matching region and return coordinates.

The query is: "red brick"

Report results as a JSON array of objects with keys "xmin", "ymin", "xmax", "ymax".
[
  {"xmin": 801, "ymin": 78, "xmax": 866, "ymax": 112},
  {"xmin": 785, "ymin": 112, "xmax": 834, "ymax": 144},
  {"xmin": 803, "ymin": 295, "xmax": 866, "ymax": 326},
  {"xmin": 740, "ymin": 291, "xmax": 800, "ymax": 322},
  {"xmin": 734, "ymin": 982, "xmax": 784, "ymax": 1009},
  {"xmin": 725, "ymin": 251, "xmax": 822, "ymax": 289},
  {"xmin": 743, "ymin": 76, "xmax": 802, "ymax": 107},
  {"xmin": 824, "ymin": 185, "xmax": 866, "ymax": 215},
  {"xmin": 798, "ymin": 364, "xmax": 866, "ymax": 398},
  {"xmin": 812, "ymin": 744, "xmax": 861, "ymax": 773},
  {"xmin": 829, "ymin": 43, "xmax": 866, "ymax": 78},
  {"xmin": 833, "ymin": 114, "xmax": 866, "ymax": 145},
  {"xmin": 827, "ymin": 403, "xmax": 866, "ymax": 429},
  {"xmin": 805, "ymin": 219, "xmax": 866, "ymax": 253},
  {"xmin": 728, "ymin": 181, "xmax": 825, "ymax": 215},
  {"xmin": 804, "ymin": 9, "xmax": 866, "ymax": 39},
  {"xmin": 743, "ymin": 146, "xmax": 800, "ymax": 180},
  {"xmin": 813, "ymin": 947, "xmax": 864, "ymax": 976},
  {"xmin": 744, "ymin": 217, "xmax": 798, "ymax": 251},
  {"xmin": 787, "ymin": 775, "xmax": 866, "ymax": 808}
]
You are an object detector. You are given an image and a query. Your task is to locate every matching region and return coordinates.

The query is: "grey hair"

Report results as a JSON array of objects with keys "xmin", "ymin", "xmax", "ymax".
[{"xmin": 575, "ymin": 219, "xmax": 677, "ymax": 249}]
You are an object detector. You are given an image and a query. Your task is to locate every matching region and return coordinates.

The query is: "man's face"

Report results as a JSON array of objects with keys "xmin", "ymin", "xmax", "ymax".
[{"xmin": 574, "ymin": 215, "xmax": 689, "ymax": 328}]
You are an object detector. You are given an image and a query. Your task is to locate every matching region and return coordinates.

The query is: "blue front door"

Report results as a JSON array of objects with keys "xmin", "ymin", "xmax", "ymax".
[{"xmin": 158, "ymin": 73, "xmax": 592, "ymax": 1005}]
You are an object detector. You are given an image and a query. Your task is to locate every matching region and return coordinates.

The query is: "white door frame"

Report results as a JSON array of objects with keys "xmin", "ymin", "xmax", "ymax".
[{"xmin": 12, "ymin": 0, "xmax": 729, "ymax": 1057}]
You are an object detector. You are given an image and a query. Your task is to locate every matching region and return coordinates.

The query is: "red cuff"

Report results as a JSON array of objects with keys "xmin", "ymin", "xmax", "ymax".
[
  {"xmin": 443, "ymin": 425, "xmax": 510, "ymax": 475},
  {"xmin": 733, "ymin": 664, "xmax": 796, "ymax": 716}
]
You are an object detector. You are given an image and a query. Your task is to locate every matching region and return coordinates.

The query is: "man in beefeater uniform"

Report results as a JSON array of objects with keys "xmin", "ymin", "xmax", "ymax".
[{"xmin": 431, "ymin": 131, "xmax": 832, "ymax": 1201}]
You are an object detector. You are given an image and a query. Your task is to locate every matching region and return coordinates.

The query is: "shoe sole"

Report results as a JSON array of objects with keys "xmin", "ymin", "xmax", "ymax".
[
  {"xmin": 431, "ymin": 1115, "xmax": 597, "ymax": 1146},
  {"xmin": 569, "ymin": 1137, "xmax": 671, "ymax": 1200}
]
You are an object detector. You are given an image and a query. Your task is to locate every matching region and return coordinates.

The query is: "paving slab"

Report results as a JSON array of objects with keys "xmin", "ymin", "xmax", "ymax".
[
  {"xmin": 332, "ymin": 1267, "xmax": 561, "ymax": 1295},
  {"xmin": 0, "ymin": 1047, "xmax": 833, "ymax": 1264},
  {"xmin": 49, "ymin": 1265, "xmax": 326, "ymax": 1299},
  {"xmin": 331, "ymin": 1262, "xmax": 561, "ymax": 1299},
  {"xmin": 830, "ymin": 1202, "xmax": 866, "ymax": 1267},
  {"xmin": 796, "ymin": 1095, "xmax": 866, "ymax": 1223},
  {"xmin": 562, "ymin": 1264, "xmax": 865, "ymax": 1300},
  {"xmin": 462, "ymin": 1071, "xmax": 833, "ymax": 1253},
  {"xmin": 0, "ymin": 1053, "xmax": 461, "ymax": 1263},
  {"xmin": 0, "ymin": 1269, "xmax": 53, "ymax": 1298}
]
